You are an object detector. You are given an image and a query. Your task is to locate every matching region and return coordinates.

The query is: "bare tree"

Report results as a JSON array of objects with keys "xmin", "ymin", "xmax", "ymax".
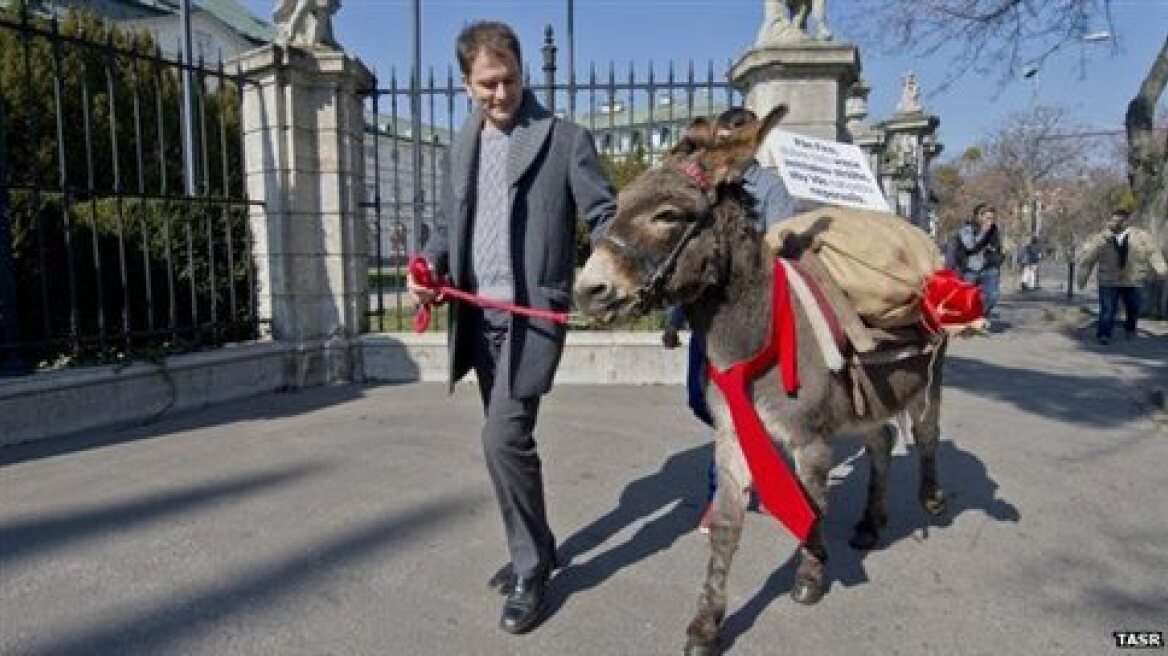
[
  {"xmin": 1125, "ymin": 34, "xmax": 1168, "ymax": 247},
  {"xmin": 1040, "ymin": 166, "xmax": 1128, "ymax": 259},
  {"xmin": 985, "ymin": 106, "xmax": 1085, "ymax": 238},
  {"xmin": 854, "ymin": 0, "xmax": 1115, "ymax": 90},
  {"xmin": 933, "ymin": 106, "xmax": 1086, "ymax": 251}
]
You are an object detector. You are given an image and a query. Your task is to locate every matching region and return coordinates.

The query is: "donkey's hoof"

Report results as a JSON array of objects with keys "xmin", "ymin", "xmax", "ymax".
[
  {"xmin": 790, "ymin": 577, "xmax": 827, "ymax": 605},
  {"xmin": 921, "ymin": 489, "xmax": 947, "ymax": 516},
  {"xmin": 684, "ymin": 639, "xmax": 721, "ymax": 656}
]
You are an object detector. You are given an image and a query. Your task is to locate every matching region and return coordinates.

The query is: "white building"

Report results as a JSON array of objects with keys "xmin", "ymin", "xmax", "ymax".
[
  {"xmin": 44, "ymin": 0, "xmax": 274, "ymax": 62},
  {"xmin": 364, "ymin": 115, "xmax": 451, "ymax": 265},
  {"xmin": 574, "ymin": 93, "xmax": 732, "ymax": 164}
]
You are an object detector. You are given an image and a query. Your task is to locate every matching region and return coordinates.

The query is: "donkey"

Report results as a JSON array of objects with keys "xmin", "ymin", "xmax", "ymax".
[{"xmin": 574, "ymin": 107, "xmax": 948, "ymax": 655}]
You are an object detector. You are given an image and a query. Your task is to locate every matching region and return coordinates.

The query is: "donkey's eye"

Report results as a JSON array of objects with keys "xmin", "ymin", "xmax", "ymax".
[{"xmin": 651, "ymin": 208, "xmax": 685, "ymax": 224}]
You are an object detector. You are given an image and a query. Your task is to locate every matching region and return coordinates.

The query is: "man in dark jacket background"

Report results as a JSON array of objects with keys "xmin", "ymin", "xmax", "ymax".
[{"xmin": 946, "ymin": 202, "xmax": 1003, "ymax": 317}]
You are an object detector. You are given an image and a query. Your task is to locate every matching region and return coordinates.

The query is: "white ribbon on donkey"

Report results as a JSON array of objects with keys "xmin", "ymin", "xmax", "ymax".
[{"xmin": 780, "ymin": 258, "xmax": 846, "ymax": 372}]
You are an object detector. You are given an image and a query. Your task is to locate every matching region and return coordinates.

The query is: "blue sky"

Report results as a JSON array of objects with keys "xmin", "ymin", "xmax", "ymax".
[{"xmin": 237, "ymin": 0, "xmax": 1166, "ymax": 158}]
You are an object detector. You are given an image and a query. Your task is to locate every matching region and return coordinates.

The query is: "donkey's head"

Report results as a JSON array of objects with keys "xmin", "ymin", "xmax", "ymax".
[{"xmin": 574, "ymin": 105, "xmax": 788, "ymax": 324}]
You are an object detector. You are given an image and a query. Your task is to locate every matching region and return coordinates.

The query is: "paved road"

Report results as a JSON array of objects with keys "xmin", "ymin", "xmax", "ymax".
[{"xmin": 2, "ymin": 292, "xmax": 1165, "ymax": 655}]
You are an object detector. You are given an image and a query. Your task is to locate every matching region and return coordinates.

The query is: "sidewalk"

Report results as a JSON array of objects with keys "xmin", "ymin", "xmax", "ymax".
[
  {"xmin": 990, "ymin": 285, "xmax": 1168, "ymax": 419},
  {"xmin": 1, "ymin": 297, "xmax": 1165, "ymax": 655}
]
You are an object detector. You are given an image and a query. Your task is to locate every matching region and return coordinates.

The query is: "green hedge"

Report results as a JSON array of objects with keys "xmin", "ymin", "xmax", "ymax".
[
  {"xmin": 1, "ymin": 7, "xmax": 250, "ymax": 371},
  {"xmin": 4, "ymin": 191, "xmax": 254, "ymax": 369}
]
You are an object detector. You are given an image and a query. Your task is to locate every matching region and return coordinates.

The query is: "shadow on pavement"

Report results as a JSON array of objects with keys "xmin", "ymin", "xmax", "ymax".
[
  {"xmin": 720, "ymin": 437, "xmax": 1018, "ymax": 651},
  {"xmin": 0, "ymin": 382, "xmax": 414, "ymax": 467},
  {"xmin": 15, "ymin": 492, "xmax": 476, "ymax": 656},
  {"xmin": 545, "ymin": 443, "xmax": 710, "ymax": 613},
  {"xmin": 944, "ymin": 352, "xmax": 1161, "ymax": 429},
  {"xmin": 0, "ymin": 462, "xmax": 328, "ymax": 567}
]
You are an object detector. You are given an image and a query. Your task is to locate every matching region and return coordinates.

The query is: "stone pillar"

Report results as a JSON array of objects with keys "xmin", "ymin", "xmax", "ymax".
[
  {"xmin": 844, "ymin": 77, "xmax": 885, "ymax": 175},
  {"xmin": 230, "ymin": 45, "xmax": 373, "ymax": 386},
  {"xmin": 729, "ymin": 41, "xmax": 860, "ymax": 142},
  {"xmin": 877, "ymin": 112, "xmax": 942, "ymax": 231},
  {"xmin": 872, "ymin": 72, "xmax": 944, "ymax": 231}
]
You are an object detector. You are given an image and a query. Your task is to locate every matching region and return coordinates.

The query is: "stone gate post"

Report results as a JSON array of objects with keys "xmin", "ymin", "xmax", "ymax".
[
  {"xmin": 876, "ymin": 73, "xmax": 943, "ymax": 230},
  {"xmin": 229, "ymin": 45, "xmax": 373, "ymax": 386},
  {"xmin": 729, "ymin": 42, "xmax": 860, "ymax": 143}
]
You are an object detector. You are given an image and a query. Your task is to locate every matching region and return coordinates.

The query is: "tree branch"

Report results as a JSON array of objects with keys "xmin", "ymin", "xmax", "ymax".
[{"xmin": 1122, "ymin": 33, "xmax": 1168, "ymax": 276}]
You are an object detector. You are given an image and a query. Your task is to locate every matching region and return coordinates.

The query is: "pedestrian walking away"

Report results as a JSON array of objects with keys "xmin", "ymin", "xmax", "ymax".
[{"xmin": 1018, "ymin": 235, "xmax": 1042, "ymax": 291}]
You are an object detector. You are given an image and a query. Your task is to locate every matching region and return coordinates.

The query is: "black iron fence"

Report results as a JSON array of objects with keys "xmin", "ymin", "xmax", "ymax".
[
  {"xmin": 0, "ymin": 3, "xmax": 262, "ymax": 375},
  {"xmin": 362, "ymin": 26, "xmax": 740, "ymax": 332}
]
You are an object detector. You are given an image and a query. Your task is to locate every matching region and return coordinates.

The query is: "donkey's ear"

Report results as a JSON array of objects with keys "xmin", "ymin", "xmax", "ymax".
[
  {"xmin": 749, "ymin": 104, "xmax": 788, "ymax": 150},
  {"xmin": 701, "ymin": 106, "xmax": 787, "ymax": 189},
  {"xmin": 670, "ymin": 117, "xmax": 715, "ymax": 155},
  {"xmin": 705, "ymin": 131, "xmax": 761, "ymax": 187},
  {"xmin": 711, "ymin": 153, "xmax": 754, "ymax": 187}
]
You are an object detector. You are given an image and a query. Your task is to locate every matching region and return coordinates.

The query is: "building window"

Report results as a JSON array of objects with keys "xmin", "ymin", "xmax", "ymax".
[{"xmin": 194, "ymin": 30, "xmax": 213, "ymax": 62}]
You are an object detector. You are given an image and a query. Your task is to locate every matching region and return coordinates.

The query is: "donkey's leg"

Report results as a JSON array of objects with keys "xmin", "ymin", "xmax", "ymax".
[
  {"xmin": 685, "ymin": 435, "xmax": 750, "ymax": 656},
  {"xmin": 850, "ymin": 422, "xmax": 896, "ymax": 550},
  {"xmin": 790, "ymin": 437, "xmax": 832, "ymax": 605},
  {"xmin": 908, "ymin": 375, "xmax": 947, "ymax": 517}
]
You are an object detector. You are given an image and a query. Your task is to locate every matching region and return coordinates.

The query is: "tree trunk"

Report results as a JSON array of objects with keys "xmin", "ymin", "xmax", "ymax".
[{"xmin": 1126, "ymin": 34, "xmax": 1168, "ymax": 316}]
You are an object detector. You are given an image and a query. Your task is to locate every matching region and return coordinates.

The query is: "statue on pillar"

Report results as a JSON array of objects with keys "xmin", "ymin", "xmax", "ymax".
[
  {"xmin": 896, "ymin": 72, "xmax": 923, "ymax": 114},
  {"xmin": 756, "ymin": 0, "xmax": 832, "ymax": 45},
  {"xmin": 273, "ymin": 0, "xmax": 342, "ymax": 49}
]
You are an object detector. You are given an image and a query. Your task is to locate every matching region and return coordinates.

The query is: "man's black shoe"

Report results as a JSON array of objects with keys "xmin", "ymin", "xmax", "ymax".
[
  {"xmin": 488, "ymin": 554, "xmax": 561, "ymax": 595},
  {"xmin": 487, "ymin": 563, "xmax": 515, "ymax": 595},
  {"xmin": 499, "ymin": 572, "xmax": 549, "ymax": 634}
]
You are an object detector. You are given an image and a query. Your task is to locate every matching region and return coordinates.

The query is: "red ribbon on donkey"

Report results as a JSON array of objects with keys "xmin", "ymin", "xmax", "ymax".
[
  {"xmin": 701, "ymin": 262, "xmax": 984, "ymax": 545},
  {"xmin": 919, "ymin": 269, "xmax": 985, "ymax": 333},
  {"xmin": 705, "ymin": 259, "xmax": 818, "ymax": 544}
]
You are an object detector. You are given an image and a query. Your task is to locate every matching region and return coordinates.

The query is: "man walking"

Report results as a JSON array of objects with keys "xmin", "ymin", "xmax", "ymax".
[
  {"xmin": 1076, "ymin": 208, "xmax": 1167, "ymax": 344},
  {"xmin": 407, "ymin": 21, "xmax": 616, "ymax": 634}
]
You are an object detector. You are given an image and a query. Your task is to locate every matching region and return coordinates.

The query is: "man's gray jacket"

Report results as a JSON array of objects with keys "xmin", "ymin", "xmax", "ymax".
[{"xmin": 422, "ymin": 91, "xmax": 616, "ymax": 398}]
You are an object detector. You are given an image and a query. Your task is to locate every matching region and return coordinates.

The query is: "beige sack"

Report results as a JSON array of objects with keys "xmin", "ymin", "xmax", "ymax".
[{"xmin": 765, "ymin": 207, "xmax": 943, "ymax": 328}]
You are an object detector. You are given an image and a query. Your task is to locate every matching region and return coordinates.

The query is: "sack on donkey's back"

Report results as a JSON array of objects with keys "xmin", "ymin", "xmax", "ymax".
[{"xmin": 765, "ymin": 207, "xmax": 945, "ymax": 329}]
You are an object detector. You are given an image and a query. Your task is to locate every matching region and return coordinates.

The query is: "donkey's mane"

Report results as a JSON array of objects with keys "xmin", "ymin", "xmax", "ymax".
[
  {"xmin": 711, "ymin": 183, "xmax": 765, "ymax": 271},
  {"xmin": 677, "ymin": 150, "xmax": 771, "ymax": 300},
  {"xmin": 668, "ymin": 168, "xmax": 774, "ymax": 333}
]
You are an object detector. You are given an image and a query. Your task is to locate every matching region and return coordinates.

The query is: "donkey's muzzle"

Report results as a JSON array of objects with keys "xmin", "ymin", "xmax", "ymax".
[{"xmin": 573, "ymin": 279, "xmax": 622, "ymax": 322}]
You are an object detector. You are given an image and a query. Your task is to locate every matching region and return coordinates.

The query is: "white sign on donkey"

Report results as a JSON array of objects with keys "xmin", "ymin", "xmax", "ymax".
[{"xmin": 760, "ymin": 129, "xmax": 890, "ymax": 212}]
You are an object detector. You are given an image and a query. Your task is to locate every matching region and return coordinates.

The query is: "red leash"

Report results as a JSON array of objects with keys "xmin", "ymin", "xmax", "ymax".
[{"xmin": 407, "ymin": 256, "xmax": 571, "ymax": 333}]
